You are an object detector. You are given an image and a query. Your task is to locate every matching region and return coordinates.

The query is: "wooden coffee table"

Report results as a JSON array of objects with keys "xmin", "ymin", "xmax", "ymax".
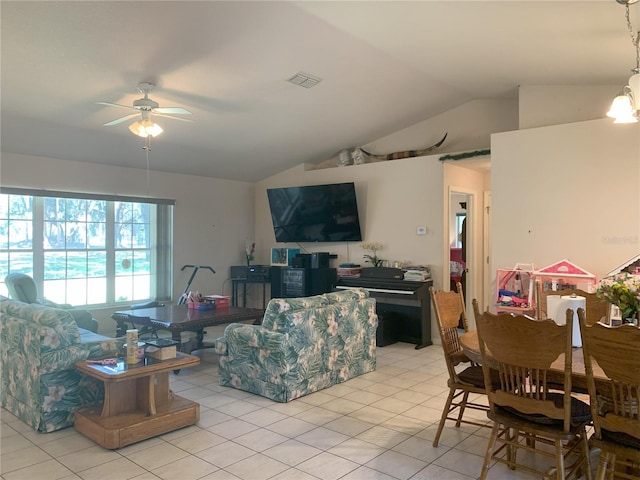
[
  {"xmin": 112, "ymin": 305, "xmax": 264, "ymax": 353},
  {"xmin": 74, "ymin": 353, "xmax": 200, "ymax": 449}
]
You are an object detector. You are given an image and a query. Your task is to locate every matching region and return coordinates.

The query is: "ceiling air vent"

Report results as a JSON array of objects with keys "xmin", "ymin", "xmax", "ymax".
[{"xmin": 287, "ymin": 72, "xmax": 322, "ymax": 88}]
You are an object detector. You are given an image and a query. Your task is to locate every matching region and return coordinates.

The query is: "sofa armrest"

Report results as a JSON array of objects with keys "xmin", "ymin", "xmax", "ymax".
[
  {"xmin": 39, "ymin": 337, "xmax": 124, "ymax": 375},
  {"xmin": 1, "ymin": 299, "xmax": 81, "ymax": 350},
  {"xmin": 216, "ymin": 323, "xmax": 289, "ymax": 375}
]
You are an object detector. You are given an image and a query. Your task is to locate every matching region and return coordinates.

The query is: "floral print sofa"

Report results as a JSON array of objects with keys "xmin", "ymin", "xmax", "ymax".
[
  {"xmin": 0, "ymin": 296, "xmax": 124, "ymax": 432},
  {"xmin": 214, "ymin": 288, "xmax": 378, "ymax": 402}
]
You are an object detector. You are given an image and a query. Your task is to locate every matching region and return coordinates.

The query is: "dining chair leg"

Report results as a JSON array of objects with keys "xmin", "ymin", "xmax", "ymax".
[
  {"xmin": 595, "ymin": 451, "xmax": 609, "ymax": 480},
  {"xmin": 507, "ymin": 427, "xmax": 518, "ymax": 469},
  {"xmin": 605, "ymin": 452, "xmax": 615, "ymax": 480},
  {"xmin": 432, "ymin": 387, "xmax": 456, "ymax": 447},
  {"xmin": 480, "ymin": 422, "xmax": 499, "ymax": 480},
  {"xmin": 554, "ymin": 438, "xmax": 565, "ymax": 480},
  {"xmin": 455, "ymin": 390, "xmax": 470, "ymax": 427},
  {"xmin": 580, "ymin": 428, "xmax": 592, "ymax": 480}
]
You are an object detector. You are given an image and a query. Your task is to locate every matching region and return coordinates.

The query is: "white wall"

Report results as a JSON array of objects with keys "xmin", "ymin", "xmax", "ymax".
[
  {"xmin": 365, "ymin": 99, "xmax": 518, "ymax": 155},
  {"xmin": 255, "ymin": 156, "xmax": 446, "ymax": 286},
  {"xmin": 519, "ymin": 85, "xmax": 619, "ymax": 129},
  {"xmin": 491, "ymin": 119, "xmax": 640, "ymax": 288},
  {"xmin": 316, "ymin": 99, "xmax": 518, "ymax": 169},
  {"xmin": 1, "ymin": 153, "xmax": 255, "ymax": 332}
]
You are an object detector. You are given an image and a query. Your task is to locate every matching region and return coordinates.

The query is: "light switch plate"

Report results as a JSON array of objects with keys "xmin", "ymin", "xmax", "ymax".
[{"xmin": 417, "ymin": 226, "xmax": 427, "ymax": 235}]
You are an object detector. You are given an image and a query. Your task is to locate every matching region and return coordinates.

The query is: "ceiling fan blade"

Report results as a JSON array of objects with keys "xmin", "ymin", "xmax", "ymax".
[
  {"xmin": 153, "ymin": 113, "xmax": 195, "ymax": 123},
  {"xmin": 153, "ymin": 107, "xmax": 192, "ymax": 115},
  {"xmin": 103, "ymin": 113, "xmax": 140, "ymax": 126},
  {"xmin": 96, "ymin": 101, "xmax": 137, "ymax": 111}
]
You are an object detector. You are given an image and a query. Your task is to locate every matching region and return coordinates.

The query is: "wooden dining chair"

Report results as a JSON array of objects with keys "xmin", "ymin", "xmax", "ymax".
[
  {"xmin": 474, "ymin": 301, "xmax": 592, "ymax": 480},
  {"xmin": 535, "ymin": 280, "xmax": 609, "ymax": 325},
  {"xmin": 429, "ymin": 283, "xmax": 493, "ymax": 447},
  {"xmin": 578, "ymin": 308, "xmax": 640, "ymax": 480}
]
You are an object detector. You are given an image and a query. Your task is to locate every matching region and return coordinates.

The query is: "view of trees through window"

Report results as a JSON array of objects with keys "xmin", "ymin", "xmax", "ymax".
[{"xmin": 0, "ymin": 192, "xmax": 164, "ymax": 306}]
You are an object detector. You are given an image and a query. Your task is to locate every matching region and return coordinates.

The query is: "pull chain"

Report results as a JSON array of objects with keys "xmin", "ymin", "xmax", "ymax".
[{"xmin": 142, "ymin": 137, "xmax": 151, "ymax": 196}]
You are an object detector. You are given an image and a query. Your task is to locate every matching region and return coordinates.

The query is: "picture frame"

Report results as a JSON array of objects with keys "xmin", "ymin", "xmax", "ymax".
[{"xmin": 271, "ymin": 248, "xmax": 299, "ymax": 267}]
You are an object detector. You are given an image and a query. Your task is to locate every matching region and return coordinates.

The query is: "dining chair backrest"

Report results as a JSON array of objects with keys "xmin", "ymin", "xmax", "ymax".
[
  {"xmin": 476, "ymin": 305, "xmax": 574, "ymax": 432},
  {"xmin": 535, "ymin": 280, "xmax": 609, "ymax": 325},
  {"xmin": 430, "ymin": 282, "xmax": 468, "ymax": 379},
  {"xmin": 578, "ymin": 308, "xmax": 640, "ymax": 442}
]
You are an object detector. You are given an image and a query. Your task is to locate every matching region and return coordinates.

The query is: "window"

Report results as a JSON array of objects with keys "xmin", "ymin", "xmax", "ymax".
[{"xmin": 0, "ymin": 189, "xmax": 173, "ymax": 307}]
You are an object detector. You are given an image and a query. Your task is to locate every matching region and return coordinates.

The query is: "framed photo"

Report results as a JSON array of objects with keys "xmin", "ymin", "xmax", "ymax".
[{"xmin": 271, "ymin": 248, "xmax": 299, "ymax": 266}]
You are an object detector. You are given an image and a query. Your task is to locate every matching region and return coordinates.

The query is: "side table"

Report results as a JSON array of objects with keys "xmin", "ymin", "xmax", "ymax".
[{"xmin": 74, "ymin": 353, "xmax": 200, "ymax": 449}]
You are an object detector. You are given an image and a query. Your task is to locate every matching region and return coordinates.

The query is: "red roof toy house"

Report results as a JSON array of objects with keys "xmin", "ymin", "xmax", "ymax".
[{"xmin": 533, "ymin": 259, "xmax": 597, "ymax": 293}]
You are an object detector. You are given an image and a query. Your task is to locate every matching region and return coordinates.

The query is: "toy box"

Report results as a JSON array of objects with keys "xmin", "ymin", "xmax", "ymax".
[
  {"xmin": 187, "ymin": 300, "xmax": 216, "ymax": 310},
  {"xmin": 495, "ymin": 263, "xmax": 536, "ymax": 314},
  {"xmin": 205, "ymin": 295, "xmax": 230, "ymax": 309}
]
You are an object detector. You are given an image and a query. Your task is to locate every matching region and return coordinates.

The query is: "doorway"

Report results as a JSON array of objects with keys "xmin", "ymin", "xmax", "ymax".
[
  {"xmin": 449, "ymin": 189, "xmax": 474, "ymax": 324},
  {"xmin": 444, "ymin": 160, "xmax": 491, "ymax": 325}
]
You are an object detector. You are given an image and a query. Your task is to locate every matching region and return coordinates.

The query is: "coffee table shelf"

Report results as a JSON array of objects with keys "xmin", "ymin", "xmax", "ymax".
[{"xmin": 74, "ymin": 353, "xmax": 200, "ymax": 449}]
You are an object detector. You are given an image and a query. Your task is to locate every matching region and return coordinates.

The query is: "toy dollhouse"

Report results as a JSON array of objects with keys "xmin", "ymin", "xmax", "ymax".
[{"xmin": 532, "ymin": 259, "xmax": 597, "ymax": 293}]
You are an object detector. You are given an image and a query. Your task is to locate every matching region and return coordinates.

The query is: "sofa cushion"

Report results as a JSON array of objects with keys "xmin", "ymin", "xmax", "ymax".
[{"xmin": 261, "ymin": 294, "xmax": 330, "ymax": 332}]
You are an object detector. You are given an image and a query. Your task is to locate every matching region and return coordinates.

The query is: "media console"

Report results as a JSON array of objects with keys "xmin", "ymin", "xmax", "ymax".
[
  {"xmin": 271, "ymin": 266, "xmax": 337, "ymax": 298},
  {"xmin": 229, "ymin": 265, "xmax": 338, "ymax": 305},
  {"xmin": 230, "ymin": 266, "xmax": 270, "ymax": 308}
]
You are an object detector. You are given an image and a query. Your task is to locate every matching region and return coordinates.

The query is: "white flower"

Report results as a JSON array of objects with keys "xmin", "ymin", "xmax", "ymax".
[{"xmin": 361, "ymin": 242, "xmax": 383, "ymax": 252}]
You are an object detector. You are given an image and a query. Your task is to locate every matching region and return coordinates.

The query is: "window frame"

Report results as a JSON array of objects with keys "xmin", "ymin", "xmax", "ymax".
[{"xmin": 0, "ymin": 187, "xmax": 174, "ymax": 307}]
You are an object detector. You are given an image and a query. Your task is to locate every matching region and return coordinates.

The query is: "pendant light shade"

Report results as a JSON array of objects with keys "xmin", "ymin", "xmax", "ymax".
[
  {"xmin": 129, "ymin": 119, "xmax": 163, "ymax": 137},
  {"xmin": 609, "ymin": 2, "xmax": 640, "ymax": 123}
]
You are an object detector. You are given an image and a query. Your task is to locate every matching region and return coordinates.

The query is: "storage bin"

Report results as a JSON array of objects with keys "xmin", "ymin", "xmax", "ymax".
[{"xmin": 187, "ymin": 301, "xmax": 215, "ymax": 311}]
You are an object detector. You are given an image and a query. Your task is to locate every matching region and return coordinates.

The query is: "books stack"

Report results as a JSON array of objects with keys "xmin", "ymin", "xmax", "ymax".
[
  {"xmin": 338, "ymin": 263, "xmax": 361, "ymax": 277},
  {"xmin": 403, "ymin": 266, "xmax": 431, "ymax": 282}
]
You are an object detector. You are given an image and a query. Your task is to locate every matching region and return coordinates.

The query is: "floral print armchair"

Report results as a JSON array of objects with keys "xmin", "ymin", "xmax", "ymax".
[
  {"xmin": 0, "ymin": 296, "xmax": 124, "ymax": 432},
  {"xmin": 214, "ymin": 288, "xmax": 378, "ymax": 402}
]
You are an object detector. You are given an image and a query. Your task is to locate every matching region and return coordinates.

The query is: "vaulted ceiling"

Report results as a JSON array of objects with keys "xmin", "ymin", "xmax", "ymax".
[{"xmin": 1, "ymin": 1, "xmax": 635, "ymax": 182}]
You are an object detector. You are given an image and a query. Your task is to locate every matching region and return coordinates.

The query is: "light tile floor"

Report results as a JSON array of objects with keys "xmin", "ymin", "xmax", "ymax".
[{"xmin": 1, "ymin": 325, "xmax": 599, "ymax": 480}]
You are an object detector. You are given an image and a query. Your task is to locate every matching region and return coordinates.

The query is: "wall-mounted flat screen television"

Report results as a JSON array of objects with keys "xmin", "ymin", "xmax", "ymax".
[{"xmin": 267, "ymin": 182, "xmax": 363, "ymax": 243}]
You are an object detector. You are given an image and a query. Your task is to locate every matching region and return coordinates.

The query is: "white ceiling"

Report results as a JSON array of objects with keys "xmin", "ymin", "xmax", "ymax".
[{"xmin": 1, "ymin": 1, "xmax": 637, "ymax": 183}]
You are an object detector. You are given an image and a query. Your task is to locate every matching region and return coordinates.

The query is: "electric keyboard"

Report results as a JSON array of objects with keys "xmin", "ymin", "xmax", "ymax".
[{"xmin": 336, "ymin": 276, "xmax": 432, "ymax": 349}]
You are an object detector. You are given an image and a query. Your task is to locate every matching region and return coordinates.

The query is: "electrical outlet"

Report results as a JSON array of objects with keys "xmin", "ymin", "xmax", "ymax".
[{"xmin": 417, "ymin": 226, "xmax": 427, "ymax": 235}]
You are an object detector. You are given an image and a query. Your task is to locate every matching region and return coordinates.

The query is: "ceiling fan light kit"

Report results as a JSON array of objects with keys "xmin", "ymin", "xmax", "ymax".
[
  {"xmin": 129, "ymin": 119, "xmax": 163, "ymax": 138},
  {"xmin": 609, "ymin": 0, "xmax": 640, "ymax": 123},
  {"xmin": 98, "ymin": 82, "xmax": 192, "ymax": 138}
]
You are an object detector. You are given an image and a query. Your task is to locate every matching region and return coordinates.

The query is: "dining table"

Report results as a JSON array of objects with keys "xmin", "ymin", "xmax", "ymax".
[{"xmin": 459, "ymin": 330, "xmax": 606, "ymax": 393}]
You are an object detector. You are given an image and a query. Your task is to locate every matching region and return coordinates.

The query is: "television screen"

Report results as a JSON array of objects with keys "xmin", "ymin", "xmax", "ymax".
[{"xmin": 267, "ymin": 182, "xmax": 363, "ymax": 243}]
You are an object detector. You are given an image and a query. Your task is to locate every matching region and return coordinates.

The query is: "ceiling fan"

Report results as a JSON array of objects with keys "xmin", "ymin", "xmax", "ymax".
[{"xmin": 97, "ymin": 82, "xmax": 193, "ymax": 137}]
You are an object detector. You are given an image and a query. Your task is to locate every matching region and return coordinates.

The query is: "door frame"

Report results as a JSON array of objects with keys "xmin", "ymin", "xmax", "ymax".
[{"xmin": 445, "ymin": 186, "xmax": 477, "ymax": 327}]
